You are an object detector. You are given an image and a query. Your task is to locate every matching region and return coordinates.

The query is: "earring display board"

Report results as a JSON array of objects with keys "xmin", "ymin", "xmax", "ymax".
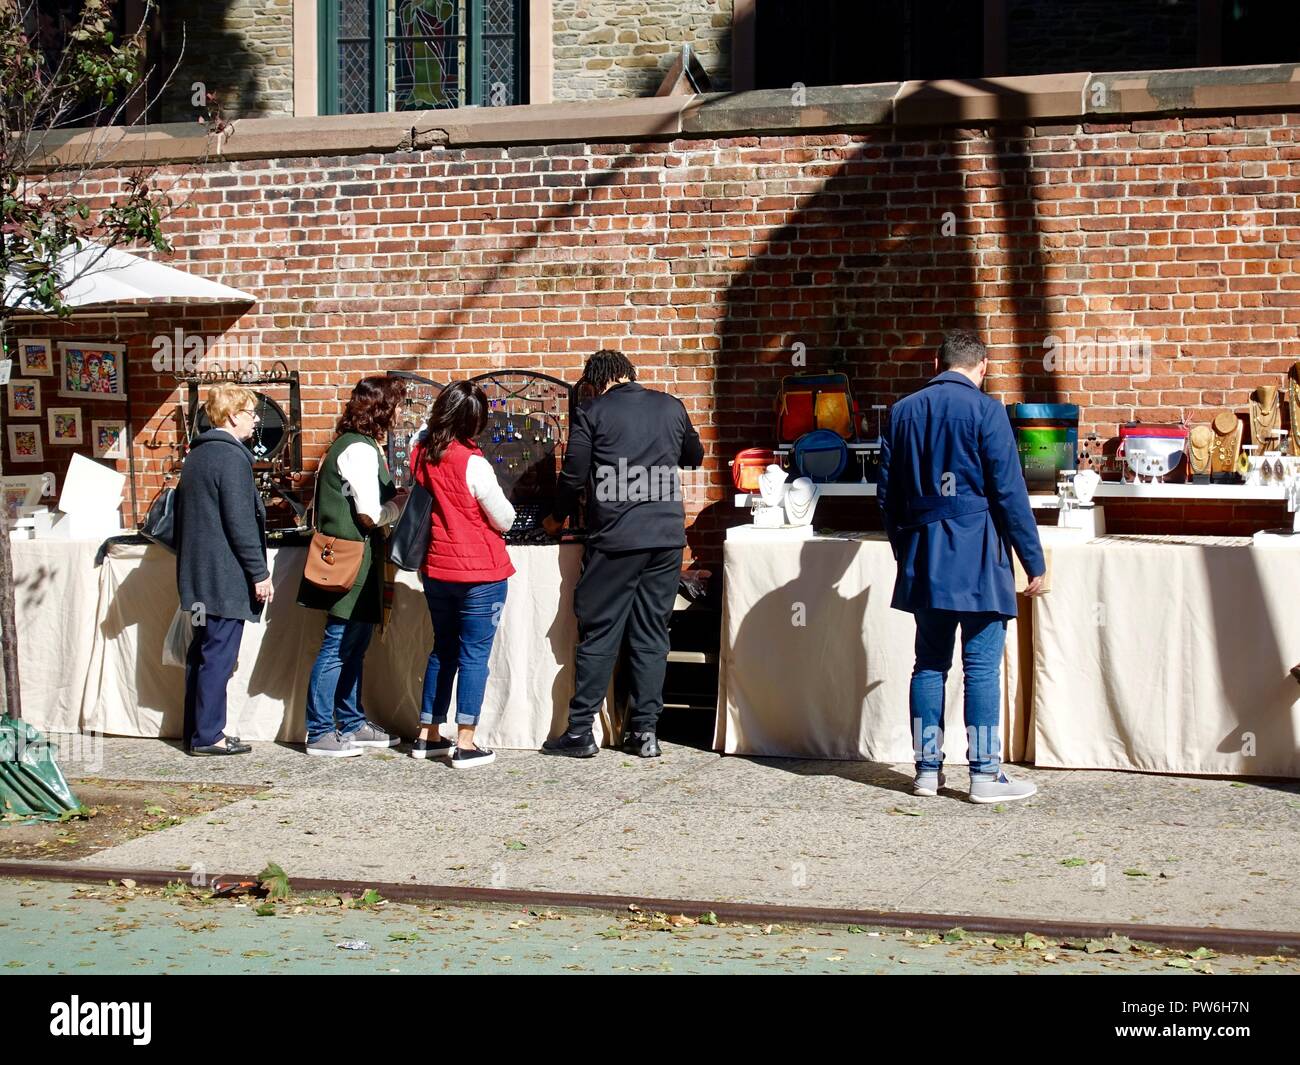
[
  {"xmin": 385, "ymin": 371, "xmax": 444, "ymax": 489},
  {"xmin": 467, "ymin": 370, "xmax": 583, "ymax": 542}
]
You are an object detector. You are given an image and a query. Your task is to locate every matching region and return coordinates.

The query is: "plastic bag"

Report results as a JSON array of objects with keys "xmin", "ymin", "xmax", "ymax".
[{"xmin": 162, "ymin": 606, "xmax": 193, "ymax": 668}]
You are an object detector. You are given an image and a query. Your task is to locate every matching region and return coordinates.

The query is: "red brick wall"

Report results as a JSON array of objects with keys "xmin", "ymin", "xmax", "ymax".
[{"xmin": 53, "ymin": 113, "xmax": 1300, "ymax": 563}]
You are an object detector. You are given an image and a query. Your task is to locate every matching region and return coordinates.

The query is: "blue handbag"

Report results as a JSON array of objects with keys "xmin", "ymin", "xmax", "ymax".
[{"xmin": 792, "ymin": 429, "xmax": 849, "ymax": 483}]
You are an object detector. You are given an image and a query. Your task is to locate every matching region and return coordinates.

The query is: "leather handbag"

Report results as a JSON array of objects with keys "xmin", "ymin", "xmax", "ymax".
[
  {"xmin": 303, "ymin": 531, "xmax": 365, "ymax": 592},
  {"xmin": 730, "ymin": 448, "xmax": 776, "ymax": 492},
  {"xmin": 792, "ymin": 429, "xmax": 849, "ymax": 483},
  {"xmin": 140, "ymin": 483, "xmax": 178, "ymax": 552},
  {"xmin": 388, "ymin": 482, "xmax": 433, "ymax": 571},
  {"xmin": 776, "ymin": 373, "xmax": 858, "ymax": 443}
]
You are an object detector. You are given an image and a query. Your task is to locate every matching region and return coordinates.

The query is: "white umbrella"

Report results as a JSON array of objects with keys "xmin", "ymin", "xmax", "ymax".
[{"xmin": 3, "ymin": 239, "xmax": 255, "ymax": 312}]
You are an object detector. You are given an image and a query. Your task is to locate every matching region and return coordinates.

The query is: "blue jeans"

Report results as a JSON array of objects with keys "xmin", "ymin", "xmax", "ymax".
[
  {"xmin": 306, "ymin": 618, "xmax": 373, "ymax": 741},
  {"xmin": 910, "ymin": 609, "xmax": 1007, "ymax": 775},
  {"xmin": 420, "ymin": 577, "xmax": 508, "ymax": 727}
]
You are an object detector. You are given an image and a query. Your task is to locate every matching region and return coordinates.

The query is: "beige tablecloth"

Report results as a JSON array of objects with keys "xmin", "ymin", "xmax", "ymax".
[
  {"xmin": 716, "ymin": 534, "xmax": 1028, "ymax": 764},
  {"xmin": 14, "ymin": 540, "xmax": 614, "ymax": 749},
  {"xmin": 1033, "ymin": 535, "xmax": 1300, "ymax": 777}
]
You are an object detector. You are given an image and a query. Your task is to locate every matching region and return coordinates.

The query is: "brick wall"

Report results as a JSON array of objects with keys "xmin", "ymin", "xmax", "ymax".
[
  {"xmin": 158, "ymin": 1, "xmax": 296, "ymax": 121},
  {"xmin": 51, "ymin": 110, "xmax": 1300, "ymax": 564},
  {"xmin": 552, "ymin": 0, "xmax": 734, "ymax": 100}
]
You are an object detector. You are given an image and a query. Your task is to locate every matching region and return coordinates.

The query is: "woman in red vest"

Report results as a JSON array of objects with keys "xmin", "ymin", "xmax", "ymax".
[{"xmin": 407, "ymin": 381, "xmax": 516, "ymax": 768}]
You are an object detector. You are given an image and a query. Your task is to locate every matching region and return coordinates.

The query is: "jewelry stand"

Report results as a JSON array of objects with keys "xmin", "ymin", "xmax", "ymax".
[
  {"xmin": 1252, "ymin": 461, "xmax": 1300, "ymax": 547},
  {"xmin": 1055, "ymin": 471, "xmax": 1106, "ymax": 538}
]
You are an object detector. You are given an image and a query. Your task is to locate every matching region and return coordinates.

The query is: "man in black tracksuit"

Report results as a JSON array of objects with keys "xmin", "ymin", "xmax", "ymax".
[{"xmin": 541, "ymin": 350, "xmax": 704, "ymax": 758}]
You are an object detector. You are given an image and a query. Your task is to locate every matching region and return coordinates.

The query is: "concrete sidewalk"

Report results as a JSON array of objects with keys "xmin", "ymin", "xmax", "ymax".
[{"xmin": 13, "ymin": 739, "xmax": 1300, "ymax": 934}]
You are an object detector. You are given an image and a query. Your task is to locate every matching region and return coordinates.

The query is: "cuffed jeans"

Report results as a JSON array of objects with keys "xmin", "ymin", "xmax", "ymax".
[
  {"xmin": 305, "ymin": 617, "xmax": 373, "ymax": 742},
  {"xmin": 909, "ymin": 608, "xmax": 1007, "ymax": 775},
  {"xmin": 419, "ymin": 576, "xmax": 508, "ymax": 727}
]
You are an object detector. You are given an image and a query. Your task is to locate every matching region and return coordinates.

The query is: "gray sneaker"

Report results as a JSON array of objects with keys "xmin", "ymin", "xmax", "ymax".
[
  {"xmin": 968, "ymin": 771, "xmax": 1037, "ymax": 805},
  {"xmin": 307, "ymin": 732, "xmax": 364, "ymax": 758},
  {"xmin": 344, "ymin": 722, "xmax": 399, "ymax": 748},
  {"xmin": 913, "ymin": 769, "xmax": 946, "ymax": 796}
]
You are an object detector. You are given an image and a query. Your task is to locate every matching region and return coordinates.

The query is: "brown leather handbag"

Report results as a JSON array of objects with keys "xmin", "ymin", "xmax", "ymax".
[
  {"xmin": 304, "ymin": 532, "xmax": 365, "ymax": 592},
  {"xmin": 302, "ymin": 464, "xmax": 366, "ymax": 592}
]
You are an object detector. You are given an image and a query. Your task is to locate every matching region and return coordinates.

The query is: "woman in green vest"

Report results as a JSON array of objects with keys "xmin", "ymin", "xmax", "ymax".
[{"xmin": 298, "ymin": 376, "xmax": 408, "ymax": 757}]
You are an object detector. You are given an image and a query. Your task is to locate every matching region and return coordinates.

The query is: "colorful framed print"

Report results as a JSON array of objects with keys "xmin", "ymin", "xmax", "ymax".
[
  {"xmin": 7, "ymin": 424, "xmax": 43, "ymax": 463},
  {"xmin": 0, "ymin": 475, "xmax": 44, "ymax": 522},
  {"xmin": 91, "ymin": 419, "xmax": 128, "ymax": 460},
  {"xmin": 16, "ymin": 338, "xmax": 53, "ymax": 377},
  {"xmin": 57, "ymin": 341, "xmax": 126, "ymax": 402},
  {"xmin": 6, "ymin": 380, "xmax": 41, "ymax": 418},
  {"xmin": 47, "ymin": 407, "xmax": 84, "ymax": 446}
]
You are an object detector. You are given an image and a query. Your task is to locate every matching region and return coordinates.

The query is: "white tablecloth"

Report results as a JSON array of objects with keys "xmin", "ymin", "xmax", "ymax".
[
  {"xmin": 716, "ymin": 533, "xmax": 1028, "ymax": 764},
  {"xmin": 1033, "ymin": 535, "xmax": 1300, "ymax": 777},
  {"xmin": 14, "ymin": 540, "xmax": 617, "ymax": 749}
]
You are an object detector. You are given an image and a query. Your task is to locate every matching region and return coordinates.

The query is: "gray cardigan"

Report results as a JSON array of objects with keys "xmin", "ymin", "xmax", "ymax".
[{"xmin": 175, "ymin": 429, "xmax": 269, "ymax": 623}]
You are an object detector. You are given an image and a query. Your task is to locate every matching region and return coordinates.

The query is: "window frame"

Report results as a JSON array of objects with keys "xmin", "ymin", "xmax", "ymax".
[{"xmin": 318, "ymin": 0, "xmax": 527, "ymax": 115}]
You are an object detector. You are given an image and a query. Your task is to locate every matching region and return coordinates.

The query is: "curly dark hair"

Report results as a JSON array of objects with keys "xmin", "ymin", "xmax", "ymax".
[
  {"xmin": 336, "ymin": 375, "xmax": 404, "ymax": 442},
  {"xmin": 420, "ymin": 380, "xmax": 489, "ymax": 467},
  {"xmin": 580, "ymin": 349, "xmax": 637, "ymax": 394}
]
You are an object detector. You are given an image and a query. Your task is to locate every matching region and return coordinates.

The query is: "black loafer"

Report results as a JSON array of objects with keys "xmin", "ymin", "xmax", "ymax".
[
  {"xmin": 540, "ymin": 731, "xmax": 599, "ymax": 758},
  {"xmin": 621, "ymin": 731, "xmax": 661, "ymax": 759},
  {"xmin": 188, "ymin": 737, "xmax": 252, "ymax": 757}
]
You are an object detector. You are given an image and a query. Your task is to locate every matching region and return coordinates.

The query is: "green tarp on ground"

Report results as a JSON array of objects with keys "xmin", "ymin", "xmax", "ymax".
[{"xmin": 0, "ymin": 716, "xmax": 82, "ymax": 823}]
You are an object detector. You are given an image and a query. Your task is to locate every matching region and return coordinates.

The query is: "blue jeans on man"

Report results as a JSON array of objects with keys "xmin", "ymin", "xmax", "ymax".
[
  {"xmin": 305, "ymin": 618, "xmax": 373, "ymax": 742},
  {"xmin": 909, "ymin": 608, "xmax": 1007, "ymax": 776},
  {"xmin": 419, "ymin": 576, "xmax": 508, "ymax": 728}
]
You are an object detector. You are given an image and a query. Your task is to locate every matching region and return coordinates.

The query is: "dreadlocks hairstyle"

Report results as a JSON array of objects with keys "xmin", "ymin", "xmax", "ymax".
[{"xmin": 580, "ymin": 349, "xmax": 637, "ymax": 394}]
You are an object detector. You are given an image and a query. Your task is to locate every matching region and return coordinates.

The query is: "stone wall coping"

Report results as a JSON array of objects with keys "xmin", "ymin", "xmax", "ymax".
[{"xmin": 23, "ymin": 63, "xmax": 1300, "ymax": 169}]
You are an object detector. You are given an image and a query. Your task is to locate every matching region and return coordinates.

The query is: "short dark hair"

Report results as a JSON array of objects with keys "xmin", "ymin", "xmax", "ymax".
[
  {"xmin": 938, "ymin": 330, "xmax": 987, "ymax": 370},
  {"xmin": 580, "ymin": 349, "xmax": 637, "ymax": 394}
]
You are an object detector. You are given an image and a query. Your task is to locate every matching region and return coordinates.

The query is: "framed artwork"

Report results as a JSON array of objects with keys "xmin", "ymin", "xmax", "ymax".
[
  {"xmin": 7, "ymin": 424, "xmax": 43, "ymax": 463},
  {"xmin": 47, "ymin": 407, "xmax": 84, "ymax": 446},
  {"xmin": 16, "ymin": 338, "xmax": 53, "ymax": 377},
  {"xmin": 57, "ymin": 341, "xmax": 126, "ymax": 402},
  {"xmin": 0, "ymin": 475, "xmax": 44, "ymax": 522},
  {"xmin": 91, "ymin": 419, "xmax": 128, "ymax": 460},
  {"xmin": 6, "ymin": 380, "xmax": 41, "ymax": 418}
]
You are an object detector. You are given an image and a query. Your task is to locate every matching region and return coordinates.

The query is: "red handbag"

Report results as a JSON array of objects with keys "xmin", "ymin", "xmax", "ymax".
[
  {"xmin": 776, "ymin": 373, "xmax": 858, "ymax": 443},
  {"xmin": 730, "ymin": 448, "xmax": 776, "ymax": 491}
]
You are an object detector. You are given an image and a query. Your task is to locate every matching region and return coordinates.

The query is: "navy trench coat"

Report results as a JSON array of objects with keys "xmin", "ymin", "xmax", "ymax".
[{"xmin": 877, "ymin": 371, "xmax": 1045, "ymax": 618}]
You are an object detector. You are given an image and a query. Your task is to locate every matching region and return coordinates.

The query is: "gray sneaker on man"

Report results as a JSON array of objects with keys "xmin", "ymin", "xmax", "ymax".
[
  {"xmin": 913, "ymin": 769, "xmax": 946, "ymax": 796},
  {"xmin": 968, "ymin": 771, "xmax": 1037, "ymax": 804},
  {"xmin": 344, "ymin": 722, "xmax": 399, "ymax": 748},
  {"xmin": 306, "ymin": 732, "xmax": 364, "ymax": 758}
]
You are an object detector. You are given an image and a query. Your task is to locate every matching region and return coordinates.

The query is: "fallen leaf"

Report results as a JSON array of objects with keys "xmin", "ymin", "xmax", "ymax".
[{"xmin": 1060, "ymin": 858, "xmax": 1087, "ymax": 867}]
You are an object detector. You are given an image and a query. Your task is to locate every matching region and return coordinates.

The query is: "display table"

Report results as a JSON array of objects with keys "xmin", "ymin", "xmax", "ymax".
[
  {"xmin": 715, "ymin": 533, "xmax": 1029, "ymax": 764},
  {"xmin": 1032, "ymin": 535, "xmax": 1300, "ymax": 777},
  {"xmin": 12, "ymin": 540, "xmax": 617, "ymax": 749}
]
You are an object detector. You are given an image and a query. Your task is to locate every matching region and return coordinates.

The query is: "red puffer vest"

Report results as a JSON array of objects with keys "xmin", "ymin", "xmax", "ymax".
[{"xmin": 410, "ymin": 438, "xmax": 515, "ymax": 583}]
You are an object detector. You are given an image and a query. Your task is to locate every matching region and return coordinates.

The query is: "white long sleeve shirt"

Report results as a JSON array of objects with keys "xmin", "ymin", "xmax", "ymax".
[
  {"xmin": 464, "ymin": 452, "xmax": 517, "ymax": 533},
  {"xmin": 336, "ymin": 441, "xmax": 403, "ymax": 527}
]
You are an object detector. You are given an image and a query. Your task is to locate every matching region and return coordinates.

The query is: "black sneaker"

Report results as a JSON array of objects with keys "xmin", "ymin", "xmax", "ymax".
[
  {"xmin": 450, "ymin": 744, "xmax": 495, "ymax": 769},
  {"xmin": 621, "ymin": 731, "xmax": 661, "ymax": 758},
  {"xmin": 410, "ymin": 735, "xmax": 455, "ymax": 760},
  {"xmin": 540, "ymin": 731, "xmax": 599, "ymax": 758}
]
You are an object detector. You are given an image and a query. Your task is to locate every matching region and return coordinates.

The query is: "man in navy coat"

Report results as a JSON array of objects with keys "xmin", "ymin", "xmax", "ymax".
[{"xmin": 878, "ymin": 330, "xmax": 1046, "ymax": 803}]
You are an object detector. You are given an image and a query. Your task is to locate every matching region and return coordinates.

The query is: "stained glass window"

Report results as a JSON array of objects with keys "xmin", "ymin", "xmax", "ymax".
[{"xmin": 322, "ymin": 0, "xmax": 525, "ymax": 114}]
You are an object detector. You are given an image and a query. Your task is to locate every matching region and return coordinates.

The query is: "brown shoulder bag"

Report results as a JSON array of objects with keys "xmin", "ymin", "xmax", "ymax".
[{"xmin": 302, "ymin": 463, "xmax": 365, "ymax": 592}]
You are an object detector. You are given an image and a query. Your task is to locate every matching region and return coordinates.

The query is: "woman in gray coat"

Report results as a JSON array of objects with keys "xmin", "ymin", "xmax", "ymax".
[{"xmin": 174, "ymin": 383, "xmax": 273, "ymax": 755}]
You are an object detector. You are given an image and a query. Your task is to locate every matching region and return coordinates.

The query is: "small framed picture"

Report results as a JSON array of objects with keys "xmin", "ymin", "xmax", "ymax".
[
  {"xmin": 0, "ymin": 475, "xmax": 44, "ymax": 521},
  {"xmin": 58, "ymin": 342, "xmax": 126, "ymax": 402},
  {"xmin": 16, "ymin": 338, "xmax": 53, "ymax": 377},
  {"xmin": 91, "ymin": 419, "xmax": 128, "ymax": 459},
  {"xmin": 47, "ymin": 407, "xmax": 84, "ymax": 446},
  {"xmin": 6, "ymin": 380, "xmax": 42, "ymax": 418},
  {"xmin": 7, "ymin": 424, "xmax": 43, "ymax": 463}
]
